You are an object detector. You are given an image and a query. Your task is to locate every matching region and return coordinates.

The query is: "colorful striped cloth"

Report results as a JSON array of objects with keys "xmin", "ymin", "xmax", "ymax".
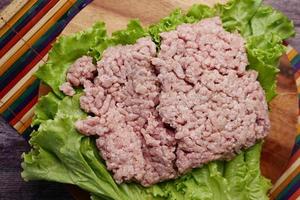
[
  {"xmin": 0, "ymin": 0, "xmax": 91, "ymax": 138},
  {"xmin": 0, "ymin": 0, "xmax": 299, "ymax": 199}
]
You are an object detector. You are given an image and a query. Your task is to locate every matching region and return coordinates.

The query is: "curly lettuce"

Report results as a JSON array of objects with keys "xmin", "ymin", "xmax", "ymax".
[
  {"xmin": 246, "ymin": 34, "xmax": 286, "ymax": 101},
  {"xmin": 111, "ymin": 20, "xmax": 148, "ymax": 45},
  {"xmin": 35, "ymin": 22, "xmax": 109, "ymax": 98},
  {"xmin": 22, "ymin": 0, "xmax": 295, "ymax": 199},
  {"xmin": 32, "ymin": 92, "xmax": 60, "ymax": 126}
]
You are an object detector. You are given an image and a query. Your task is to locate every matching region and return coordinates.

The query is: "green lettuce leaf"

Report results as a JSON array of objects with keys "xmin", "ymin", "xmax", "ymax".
[
  {"xmin": 250, "ymin": 6, "xmax": 295, "ymax": 40},
  {"xmin": 32, "ymin": 92, "xmax": 60, "ymax": 126},
  {"xmin": 55, "ymin": 93, "xmax": 86, "ymax": 118},
  {"xmin": 187, "ymin": 4, "xmax": 216, "ymax": 20},
  {"xmin": 23, "ymin": 116, "xmax": 122, "ymax": 200},
  {"xmin": 23, "ymin": 0, "xmax": 295, "ymax": 199},
  {"xmin": 22, "ymin": 96, "xmax": 153, "ymax": 200},
  {"xmin": 111, "ymin": 20, "xmax": 148, "ymax": 45},
  {"xmin": 35, "ymin": 22, "xmax": 109, "ymax": 98},
  {"xmin": 246, "ymin": 34, "xmax": 286, "ymax": 101},
  {"xmin": 215, "ymin": 0, "xmax": 295, "ymax": 40},
  {"xmin": 215, "ymin": 0, "xmax": 263, "ymax": 36}
]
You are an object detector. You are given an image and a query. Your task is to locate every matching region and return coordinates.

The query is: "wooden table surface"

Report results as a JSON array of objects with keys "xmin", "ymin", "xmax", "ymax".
[{"xmin": 0, "ymin": 0, "xmax": 299, "ymax": 200}]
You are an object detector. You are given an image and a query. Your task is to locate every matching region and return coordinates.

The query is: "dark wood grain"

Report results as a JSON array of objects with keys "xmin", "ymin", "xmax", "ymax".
[{"xmin": 0, "ymin": 0, "xmax": 299, "ymax": 200}]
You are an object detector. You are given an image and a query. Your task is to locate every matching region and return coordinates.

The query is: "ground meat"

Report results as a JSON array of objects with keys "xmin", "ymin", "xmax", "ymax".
[
  {"xmin": 152, "ymin": 17, "xmax": 270, "ymax": 173},
  {"xmin": 60, "ymin": 56, "xmax": 96, "ymax": 95},
  {"xmin": 61, "ymin": 17, "xmax": 270, "ymax": 186},
  {"xmin": 59, "ymin": 82, "xmax": 75, "ymax": 96},
  {"xmin": 75, "ymin": 37, "xmax": 177, "ymax": 186}
]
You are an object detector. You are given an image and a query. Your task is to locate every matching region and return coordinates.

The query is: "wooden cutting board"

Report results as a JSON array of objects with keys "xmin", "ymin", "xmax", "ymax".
[{"xmin": 44, "ymin": 0, "xmax": 297, "ymax": 198}]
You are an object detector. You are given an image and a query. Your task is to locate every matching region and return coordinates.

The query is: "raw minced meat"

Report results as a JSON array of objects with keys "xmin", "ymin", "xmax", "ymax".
[
  {"xmin": 60, "ymin": 56, "xmax": 96, "ymax": 96},
  {"xmin": 60, "ymin": 17, "xmax": 270, "ymax": 186},
  {"xmin": 74, "ymin": 37, "xmax": 177, "ymax": 186},
  {"xmin": 152, "ymin": 17, "xmax": 270, "ymax": 173},
  {"xmin": 59, "ymin": 82, "xmax": 75, "ymax": 96}
]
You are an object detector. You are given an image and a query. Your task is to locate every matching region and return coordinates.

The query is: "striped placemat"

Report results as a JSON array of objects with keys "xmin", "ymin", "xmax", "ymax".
[
  {"xmin": 0, "ymin": 0, "xmax": 299, "ymax": 199},
  {"xmin": 0, "ymin": 0, "xmax": 92, "ymax": 137}
]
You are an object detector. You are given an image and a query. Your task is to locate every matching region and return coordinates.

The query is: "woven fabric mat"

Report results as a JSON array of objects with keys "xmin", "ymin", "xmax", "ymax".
[{"xmin": 0, "ymin": 0, "xmax": 92, "ymax": 137}]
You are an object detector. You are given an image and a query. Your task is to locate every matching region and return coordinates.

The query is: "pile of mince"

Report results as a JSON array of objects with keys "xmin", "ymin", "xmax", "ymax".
[{"xmin": 59, "ymin": 17, "xmax": 270, "ymax": 187}]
